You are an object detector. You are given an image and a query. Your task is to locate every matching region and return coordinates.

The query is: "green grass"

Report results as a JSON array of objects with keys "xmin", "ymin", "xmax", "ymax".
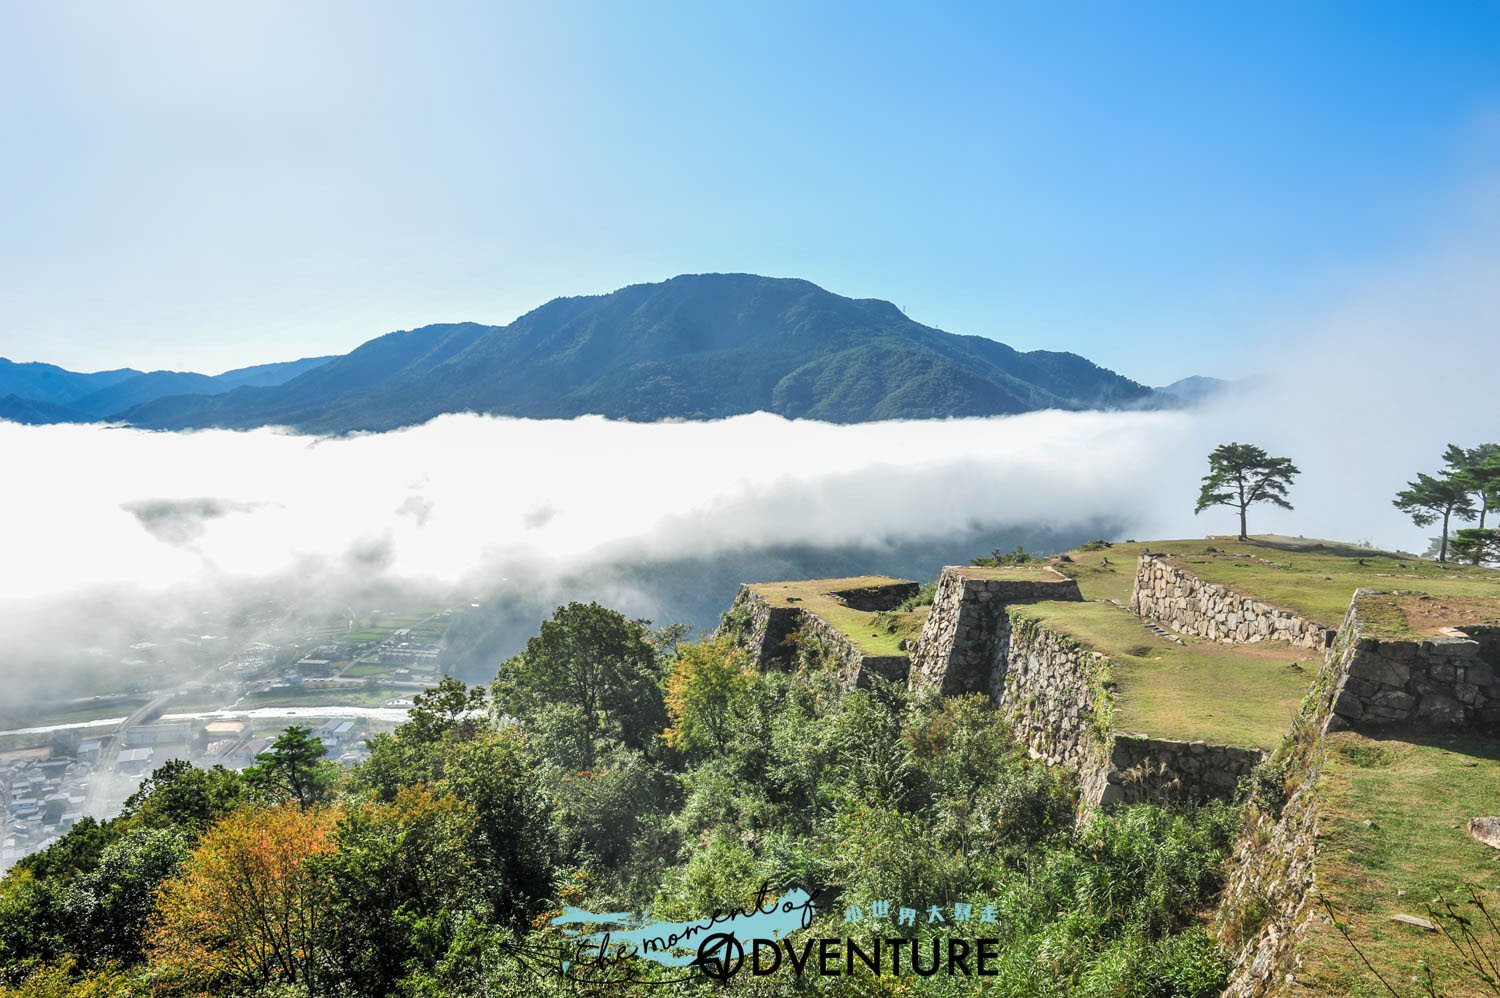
[
  {"xmin": 1051, "ymin": 543, "xmax": 1155, "ymax": 603},
  {"xmin": 956, "ymin": 564, "xmax": 1074, "ymax": 583},
  {"xmin": 241, "ymin": 687, "xmax": 398, "ymax": 709},
  {"xmin": 1010, "ymin": 600, "xmax": 1313, "ymax": 748},
  {"xmin": 342, "ymin": 662, "xmax": 393, "ymax": 678},
  {"xmin": 1293, "ymin": 732, "xmax": 1500, "ymax": 997},
  {"xmin": 336, "ymin": 613, "xmax": 434, "ymax": 645},
  {"xmin": 1352, "ymin": 590, "xmax": 1500, "ymax": 640},
  {"xmin": 748, "ymin": 576, "xmax": 930, "ymax": 656},
  {"xmin": 0, "ymin": 697, "xmax": 152, "ymax": 731},
  {"xmin": 1053, "ymin": 536, "xmax": 1500, "ymax": 628}
]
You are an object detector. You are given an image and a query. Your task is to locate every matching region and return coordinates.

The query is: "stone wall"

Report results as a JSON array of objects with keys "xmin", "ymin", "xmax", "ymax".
[
  {"xmin": 910, "ymin": 568, "xmax": 1083, "ymax": 697},
  {"xmin": 1215, "ymin": 587, "xmax": 1500, "ymax": 995},
  {"xmin": 797, "ymin": 611, "xmax": 910, "ymax": 689},
  {"xmin": 1213, "ymin": 588, "xmax": 1355, "ymax": 997},
  {"xmin": 826, "ymin": 581, "xmax": 919, "ymax": 612},
  {"xmin": 1320, "ymin": 590, "xmax": 1500, "ymax": 733},
  {"xmin": 1088, "ymin": 732, "xmax": 1263, "ymax": 807},
  {"xmin": 994, "ymin": 611, "xmax": 1108, "ymax": 774},
  {"xmin": 1216, "ymin": 747, "xmax": 1323, "ymax": 997},
  {"xmin": 718, "ymin": 585, "xmax": 802, "ymax": 668},
  {"xmin": 1129, "ymin": 554, "xmax": 1333, "ymax": 650},
  {"xmin": 1000, "ymin": 610, "xmax": 1264, "ymax": 809}
]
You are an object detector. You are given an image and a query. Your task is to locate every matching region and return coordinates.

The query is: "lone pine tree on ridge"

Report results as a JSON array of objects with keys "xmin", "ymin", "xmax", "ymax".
[{"xmin": 1194, "ymin": 442, "xmax": 1300, "ymax": 542}]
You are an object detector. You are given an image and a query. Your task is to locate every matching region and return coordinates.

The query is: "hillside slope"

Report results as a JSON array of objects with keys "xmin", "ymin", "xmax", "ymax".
[
  {"xmin": 65, "ymin": 355, "xmax": 337, "ymax": 418},
  {"xmin": 0, "ymin": 394, "xmax": 89, "ymax": 424},
  {"xmin": 0, "ymin": 359, "xmax": 139, "ymax": 406}
]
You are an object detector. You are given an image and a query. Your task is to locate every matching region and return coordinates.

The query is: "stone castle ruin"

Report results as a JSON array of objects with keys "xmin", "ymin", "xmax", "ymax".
[
  {"xmin": 722, "ymin": 552, "xmax": 1498, "ymax": 814},
  {"xmin": 723, "ymin": 550, "xmax": 1499, "ymax": 996}
]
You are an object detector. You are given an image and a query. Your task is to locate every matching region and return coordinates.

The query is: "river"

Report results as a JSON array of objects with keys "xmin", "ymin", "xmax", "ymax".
[{"xmin": 0, "ymin": 704, "xmax": 413, "ymax": 739}]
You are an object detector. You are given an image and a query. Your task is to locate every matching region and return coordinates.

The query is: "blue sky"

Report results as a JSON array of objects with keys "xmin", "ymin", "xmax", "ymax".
[{"xmin": 3, "ymin": 1, "xmax": 1498, "ymax": 384}]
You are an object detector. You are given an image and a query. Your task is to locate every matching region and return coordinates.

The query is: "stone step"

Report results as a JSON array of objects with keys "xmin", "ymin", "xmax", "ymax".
[{"xmin": 1143, "ymin": 620, "xmax": 1185, "ymax": 645}]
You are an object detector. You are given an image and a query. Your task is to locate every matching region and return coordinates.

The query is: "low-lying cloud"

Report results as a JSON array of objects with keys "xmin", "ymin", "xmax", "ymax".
[
  {"xmin": 2, "ymin": 408, "xmax": 1187, "ymax": 605},
  {"xmin": 121, "ymin": 496, "xmax": 272, "ymax": 546}
]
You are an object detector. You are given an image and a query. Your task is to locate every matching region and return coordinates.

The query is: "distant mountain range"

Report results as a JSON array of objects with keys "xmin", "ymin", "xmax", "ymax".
[
  {"xmin": 1, "ymin": 274, "xmax": 1212, "ymax": 433},
  {"xmin": 0, "ymin": 356, "xmax": 335, "ymax": 424},
  {"xmin": 1155, "ymin": 375, "xmax": 1229, "ymax": 403}
]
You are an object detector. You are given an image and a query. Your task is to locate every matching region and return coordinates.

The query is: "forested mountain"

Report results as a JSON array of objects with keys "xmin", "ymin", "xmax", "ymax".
[
  {"xmin": 0, "ymin": 356, "xmax": 336, "ymax": 424},
  {"xmin": 0, "ymin": 359, "xmax": 139, "ymax": 407},
  {"xmin": 117, "ymin": 275, "xmax": 1164, "ymax": 432},
  {"xmin": 3, "ymin": 276, "xmax": 1171, "ymax": 432}
]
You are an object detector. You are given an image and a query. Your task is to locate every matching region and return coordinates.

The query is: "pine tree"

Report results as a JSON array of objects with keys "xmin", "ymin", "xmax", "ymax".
[{"xmin": 1195, "ymin": 442, "xmax": 1300, "ymax": 541}]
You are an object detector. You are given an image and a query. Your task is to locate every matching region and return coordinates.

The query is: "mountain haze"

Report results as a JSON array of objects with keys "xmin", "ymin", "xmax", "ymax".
[
  {"xmin": 65, "ymin": 356, "xmax": 336, "ymax": 419},
  {"xmin": 0, "ymin": 356, "xmax": 337, "ymax": 424},
  {"xmin": 1156, "ymin": 375, "xmax": 1230, "ymax": 404},
  {"xmin": 0, "ymin": 359, "xmax": 140, "ymax": 407},
  {"xmin": 121, "ymin": 274, "xmax": 1162, "ymax": 432}
]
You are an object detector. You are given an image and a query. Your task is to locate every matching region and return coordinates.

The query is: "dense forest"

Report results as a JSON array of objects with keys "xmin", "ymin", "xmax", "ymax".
[{"xmin": 1, "ymin": 602, "xmax": 1242, "ymax": 996}]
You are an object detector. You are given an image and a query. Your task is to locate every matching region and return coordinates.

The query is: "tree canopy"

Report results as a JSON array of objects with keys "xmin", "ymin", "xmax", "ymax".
[
  {"xmin": 1442, "ymin": 442, "xmax": 1500, "ymax": 531},
  {"xmin": 1194, "ymin": 442, "xmax": 1299, "ymax": 541},
  {"xmin": 244, "ymin": 726, "xmax": 339, "ymax": 808},
  {"xmin": 2, "ymin": 600, "xmax": 1253, "ymax": 997},
  {"xmin": 1393, "ymin": 471, "xmax": 1476, "ymax": 564},
  {"xmin": 491, "ymin": 601, "xmax": 668, "ymax": 757}
]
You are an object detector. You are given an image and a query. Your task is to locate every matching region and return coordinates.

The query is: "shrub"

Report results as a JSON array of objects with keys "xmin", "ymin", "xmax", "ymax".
[
  {"xmin": 971, "ymin": 544, "xmax": 1036, "ymax": 567},
  {"xmin": 899, "ymin": 580, "xmax": 939, "ymax": 610}
]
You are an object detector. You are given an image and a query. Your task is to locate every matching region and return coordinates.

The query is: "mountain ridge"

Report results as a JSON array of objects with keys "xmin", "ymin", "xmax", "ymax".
[{"xmin": 7, "ymin": 275, "xmax": 1176, "ymax": 431}]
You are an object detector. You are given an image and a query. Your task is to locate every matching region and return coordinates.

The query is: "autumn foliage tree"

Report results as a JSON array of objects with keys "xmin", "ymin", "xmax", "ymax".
[
  {"xmin": 147, "ymin": 803, "xmax": 337, "ymax": 993},
  {"xmin": 662, "ymin": 634, "xmax": 755, "ymax": 755}
]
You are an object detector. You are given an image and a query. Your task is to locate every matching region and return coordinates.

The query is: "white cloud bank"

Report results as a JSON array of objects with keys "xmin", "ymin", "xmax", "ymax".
[
  {"xmin": 1, "ymin": 408, "xmax": 1187, "ymax": 604},
  {"xmin": 0, "ymin": 355, "xmax": 1487, "ymax": 617}
]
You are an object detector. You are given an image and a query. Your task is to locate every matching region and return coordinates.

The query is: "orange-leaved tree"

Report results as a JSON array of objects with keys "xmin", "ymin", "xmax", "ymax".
[
  {"xmin": 147, "ymin": 803, "xmax": 338, "ymax": 993},
  {"xmin": 661, "ymin": 634, "xmax": 755, "ymax": 755}
]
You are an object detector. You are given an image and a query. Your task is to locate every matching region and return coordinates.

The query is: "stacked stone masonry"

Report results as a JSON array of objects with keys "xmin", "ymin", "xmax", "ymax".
[
  {"xmin": 1323, "ymin": 590, "xmax": 1499, "ymax": 732},
  {"xmin": 1090, "ymin": 733, "xmax": 1263, "ymax": 807},
  {"xmin": 994, "ymin": 613, "xmax": 1105, "ymax": 771},
  {"xmin": 826, "ymin": 582, "xmax": 918, "ymax": 612},
  {"xmin": 1129, "ymin": 554, "xmax": 1334, "ymax": 650},
  {"xmin": 718, "ymin": 586, "xmax": 801, "ymax": 668},
  {"xmin": 1218, "ymin": 588, "xmax": 1498, "ymax": 995},
  {"xmin": 910, "ymin": 566, "xmax": 1263, "ymax": 809},
  {"xmin": 999, "ymin": 610, "xmax": 1264, "ymax": 808},
  {"xmin": 1216, "ymin": 756, "xmax": 1323, "ymax": 997},
  {"xmin": 910, "ymin": 569, "xmax": 1083, "ymax": 698},
  {"xmin": 717, "ymin": 582, "xmax": 914, "ymax": 688}
]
